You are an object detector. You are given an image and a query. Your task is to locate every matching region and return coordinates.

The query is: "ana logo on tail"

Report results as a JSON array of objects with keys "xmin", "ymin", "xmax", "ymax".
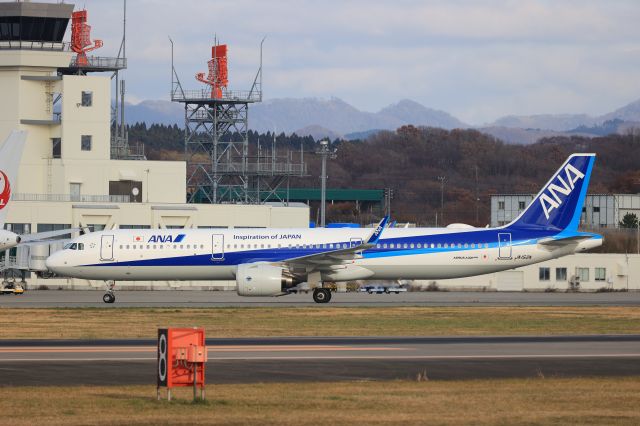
[
  {"xmin": 539, "ymin": 163, "xmax": 585, "ymax": 220},
  {"xmin": 0, "ymin": 171, "xmax": 10, "ymax": 209}
]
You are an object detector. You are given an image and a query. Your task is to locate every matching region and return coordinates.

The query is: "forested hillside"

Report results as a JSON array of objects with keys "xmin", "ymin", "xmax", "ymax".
[{"xmin": 130, "ymin": 123, "xmax": 640, "ymax": 226}]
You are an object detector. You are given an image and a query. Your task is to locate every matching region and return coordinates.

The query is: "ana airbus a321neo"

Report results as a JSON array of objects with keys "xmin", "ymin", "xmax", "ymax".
[{"xmin": 46, "ymin": 153, "xmax": 602, "ymax": 304}]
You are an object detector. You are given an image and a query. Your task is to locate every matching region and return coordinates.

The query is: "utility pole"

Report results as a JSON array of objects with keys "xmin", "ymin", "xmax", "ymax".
[
  {"xmin": 437, "ymin": 176, "xmax": 446, "ymax": 227},
  {"xmin": 384, "ymin": 188, "xmax": 394, "ymax": 217},
  {"xmin": 474, "ymin": 165, "xmax": 479, "ymax": 224},
  {"xmin": 316, "ymin": 140, "xmax": 337, "ymax": 227}
]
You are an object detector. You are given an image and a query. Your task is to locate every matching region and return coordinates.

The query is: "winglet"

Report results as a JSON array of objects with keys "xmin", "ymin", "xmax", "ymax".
[{"xmin": 366, "ymin": 215, "xmax": 389, "ymax": 245}]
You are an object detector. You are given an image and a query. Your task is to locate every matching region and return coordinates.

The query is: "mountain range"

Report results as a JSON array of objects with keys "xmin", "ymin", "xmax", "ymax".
[{"xmin": 124, "ymin": 97, "xmax": 640, "ymax": 144}]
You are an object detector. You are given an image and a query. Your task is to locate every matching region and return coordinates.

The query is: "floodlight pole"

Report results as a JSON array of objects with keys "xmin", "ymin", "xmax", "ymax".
[
  {"xmin": 437, "ymin": 176, "xmax": 446, "ymax": 227},
  {"xmin": 316, "ymin": 140, "xmax": 336, "ymax": 227}
]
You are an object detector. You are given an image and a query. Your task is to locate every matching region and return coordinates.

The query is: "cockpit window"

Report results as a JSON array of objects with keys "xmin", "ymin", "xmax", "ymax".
[
  {"xmin": 63, "ymin": 243, "xmax": 72, "ymax": 249},
  {"xmin": 78, "ymin": 243, "xmax": 84, "ymax": 250},
  {"xmin": 64, "ymin": 243, "xmax": 78, "ymax": 250}
]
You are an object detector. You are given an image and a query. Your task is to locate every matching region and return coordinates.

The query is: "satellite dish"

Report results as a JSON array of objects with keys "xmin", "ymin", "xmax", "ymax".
[{"xmin": 132, "ymin": 187, "xmax": 140, "ymax": 197}]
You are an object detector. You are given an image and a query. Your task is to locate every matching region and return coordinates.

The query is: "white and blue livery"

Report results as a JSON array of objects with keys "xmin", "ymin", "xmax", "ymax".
[{"xmin": 45, "ymin": 154, "xmax": 602, "ymax": 303}]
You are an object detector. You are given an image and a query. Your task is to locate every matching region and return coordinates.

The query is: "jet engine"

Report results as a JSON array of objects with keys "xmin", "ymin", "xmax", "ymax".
[{"xmin": 236, "ymin": 263, "xmax": 301, "ymax": 296}]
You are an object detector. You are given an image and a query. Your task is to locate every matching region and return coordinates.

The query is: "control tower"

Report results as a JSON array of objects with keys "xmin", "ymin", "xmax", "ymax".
[
  {"xmin": 0, "ymin": 1, "xmax": 184, "ymax": 204},
  {"xmin": 171, "ymin": 40, "xmax": 306, "ymax": 204}
]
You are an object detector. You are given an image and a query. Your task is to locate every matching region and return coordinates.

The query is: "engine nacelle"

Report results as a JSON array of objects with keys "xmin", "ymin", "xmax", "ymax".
[{"xmin": 236, "ymin": 263, "xmax": 300, "ymax": 297}]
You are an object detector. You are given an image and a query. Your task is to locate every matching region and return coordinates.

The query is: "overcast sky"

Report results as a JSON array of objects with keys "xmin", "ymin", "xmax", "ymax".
[{"xmin": 76, "ymin": 0, "xmax": 640, "ymax": 124}]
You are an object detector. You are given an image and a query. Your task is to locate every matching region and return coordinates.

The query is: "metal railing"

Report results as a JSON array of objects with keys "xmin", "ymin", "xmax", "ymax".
[
  {"xmin": 0, "ymin": 41, "xmax": 70, "ymax": 51},
  {"xmin": 111, "ymin": 144, "xmax": 146, "ymax": 160},
  {"xmin": 68, "ymin": 56, "xmax": 127, "ymax": 70},
  {"xmin": 171, "ymin": 88, "xmax": 261, "ymax": 103},
  {"xmin": 189, "ymin": 162, "xmax": 307, "ymax": 176},
  {"xmin": 11, "ymin": 193, "xmax": 131, "ymax": 203}
]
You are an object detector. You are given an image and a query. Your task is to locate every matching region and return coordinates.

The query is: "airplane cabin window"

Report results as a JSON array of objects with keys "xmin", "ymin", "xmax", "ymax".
[
  {"xmin": 430, "ymin": 243, "xmax": 435, "ymax": 248},
  {"xmin": 410, "ymin": 243, "xmax": 415, "ymax": 248},
  {"xmin": 126, "ymin": 245, "xmax": 130, "ymax": 249},
  {"xmin": 444, "ymin": 243, "xmax": 448, "ymax": 248},
  {"xmin": 153, "ymin": 245, "xmax": 157, "ymax": 249},
  {"xmin": 485, "ymin": 243, "xmax": 489, "ymax": 248},
  {"xmin": 119, "ymin": 245, "xmax": 123, "ymax": 249}
]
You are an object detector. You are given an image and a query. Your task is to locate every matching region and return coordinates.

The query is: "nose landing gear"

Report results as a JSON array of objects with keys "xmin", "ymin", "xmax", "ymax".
[{"xmin": 103, "ymin": 281, "xmax": 115, "ymax": 304}]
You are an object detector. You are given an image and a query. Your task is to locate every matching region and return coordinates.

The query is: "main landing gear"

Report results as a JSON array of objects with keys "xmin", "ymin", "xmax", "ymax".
[
  {"xmin": 103, "ymin": 281, "xmax": 115, "ymax": 304},
  {"xmin": 312, "ymin": 288, "xmax": 332, "ymax": 304}
]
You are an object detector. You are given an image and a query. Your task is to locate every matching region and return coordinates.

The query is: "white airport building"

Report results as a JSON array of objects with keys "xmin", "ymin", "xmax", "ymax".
[
  {"xmin": 0, "ymin": 1, "xmax": 308, "ymax": 290},
  {"xmin": 416, "ymin": 253, "xmax": 640, "ymax": 292}
]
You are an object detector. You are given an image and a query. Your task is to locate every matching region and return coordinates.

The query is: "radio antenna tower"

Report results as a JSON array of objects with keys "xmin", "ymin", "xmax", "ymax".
[{"xmin": 171, "ymin": 37, "xmax": 306, "ymax": 204}]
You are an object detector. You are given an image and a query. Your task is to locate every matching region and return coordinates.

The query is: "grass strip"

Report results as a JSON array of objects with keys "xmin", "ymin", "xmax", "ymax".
[
  {"xmin": 0, "ymin": 377, "xmax": 639, "ymax": 425},
  {"xmin": 1, "ymin": 306, "xmax": 639, "ymax": 339}
]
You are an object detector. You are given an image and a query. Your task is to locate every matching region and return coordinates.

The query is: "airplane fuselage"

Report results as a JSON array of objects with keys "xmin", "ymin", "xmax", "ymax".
[{"xmin": 46, "ymin": 226, "xmax": 601, "ymax": 282}]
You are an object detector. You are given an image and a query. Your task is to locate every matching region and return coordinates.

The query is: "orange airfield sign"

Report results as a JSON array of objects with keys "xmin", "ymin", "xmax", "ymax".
[{"xmin": 157, "ymin": 328, "xmax": 206, "ymax": 395}]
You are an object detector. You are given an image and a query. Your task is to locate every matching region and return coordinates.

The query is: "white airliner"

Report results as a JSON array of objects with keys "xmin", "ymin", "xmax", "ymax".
[
  {"xmin": 0, "ymin": 130, "xmax": 27, "ymax": 251},
  {"xmin": 46, "ymin": 153, "xmax": 602, "ymax": 304},
  {"xmin": 0, "ymin": 130, "xmax": 79, "ymax": 253}
]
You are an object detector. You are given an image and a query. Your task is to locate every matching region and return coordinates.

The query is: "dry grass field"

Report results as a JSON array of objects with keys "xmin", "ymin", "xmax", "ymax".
[
  {"xmin": 1, "ymin": 306, "xmax": 639, "ymax": 339},
  {"xmin": 0, "ymin": 377, "xmax": 638, "ymax": 425}
]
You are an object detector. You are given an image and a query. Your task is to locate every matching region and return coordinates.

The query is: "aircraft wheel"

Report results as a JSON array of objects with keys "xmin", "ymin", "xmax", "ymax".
[
  {"xmin": 313, "ymin": 288, "xmax": 331, "ymax": 304},
  {"xmin": 103, "ymin": 293, "xmax": 115, "ymax": 304}
]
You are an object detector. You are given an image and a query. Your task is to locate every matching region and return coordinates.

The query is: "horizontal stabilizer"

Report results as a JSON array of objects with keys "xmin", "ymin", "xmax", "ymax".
[{"xmin": 538, "ymin": 235, "xmax": 592, "ymax": 248}]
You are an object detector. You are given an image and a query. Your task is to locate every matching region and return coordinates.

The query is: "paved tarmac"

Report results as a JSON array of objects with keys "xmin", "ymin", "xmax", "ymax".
[
  {"xmin": 0, "ymin": 335, "xmax": 638, "ymax": 386},
  {"xmin": 1, "ymin": 289, "xmax": 639, "ymax": 307}
]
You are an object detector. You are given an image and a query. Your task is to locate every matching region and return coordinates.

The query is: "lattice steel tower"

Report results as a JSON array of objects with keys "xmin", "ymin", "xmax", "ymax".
[{"xmin": 171, "ymin": 39, "xmax": 305, "ymax": 204}]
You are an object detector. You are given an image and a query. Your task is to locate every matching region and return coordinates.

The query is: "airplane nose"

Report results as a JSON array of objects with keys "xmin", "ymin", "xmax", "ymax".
[{"xmin": 45, "ymin": 252, "xmax": 64, "ymax": 273}]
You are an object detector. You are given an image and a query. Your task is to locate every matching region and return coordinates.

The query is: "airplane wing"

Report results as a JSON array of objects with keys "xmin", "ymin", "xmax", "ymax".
[
  {"xmin": 19, "ymin": 228, "xmax": 82, "ymax": 244},
  {"xmin": 277, "ymin": 216, "xmax": 389, "ymax": 266},
  {"xmin": 537, "ymin": 235, "xmax": 592, "ymax": 248}
]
